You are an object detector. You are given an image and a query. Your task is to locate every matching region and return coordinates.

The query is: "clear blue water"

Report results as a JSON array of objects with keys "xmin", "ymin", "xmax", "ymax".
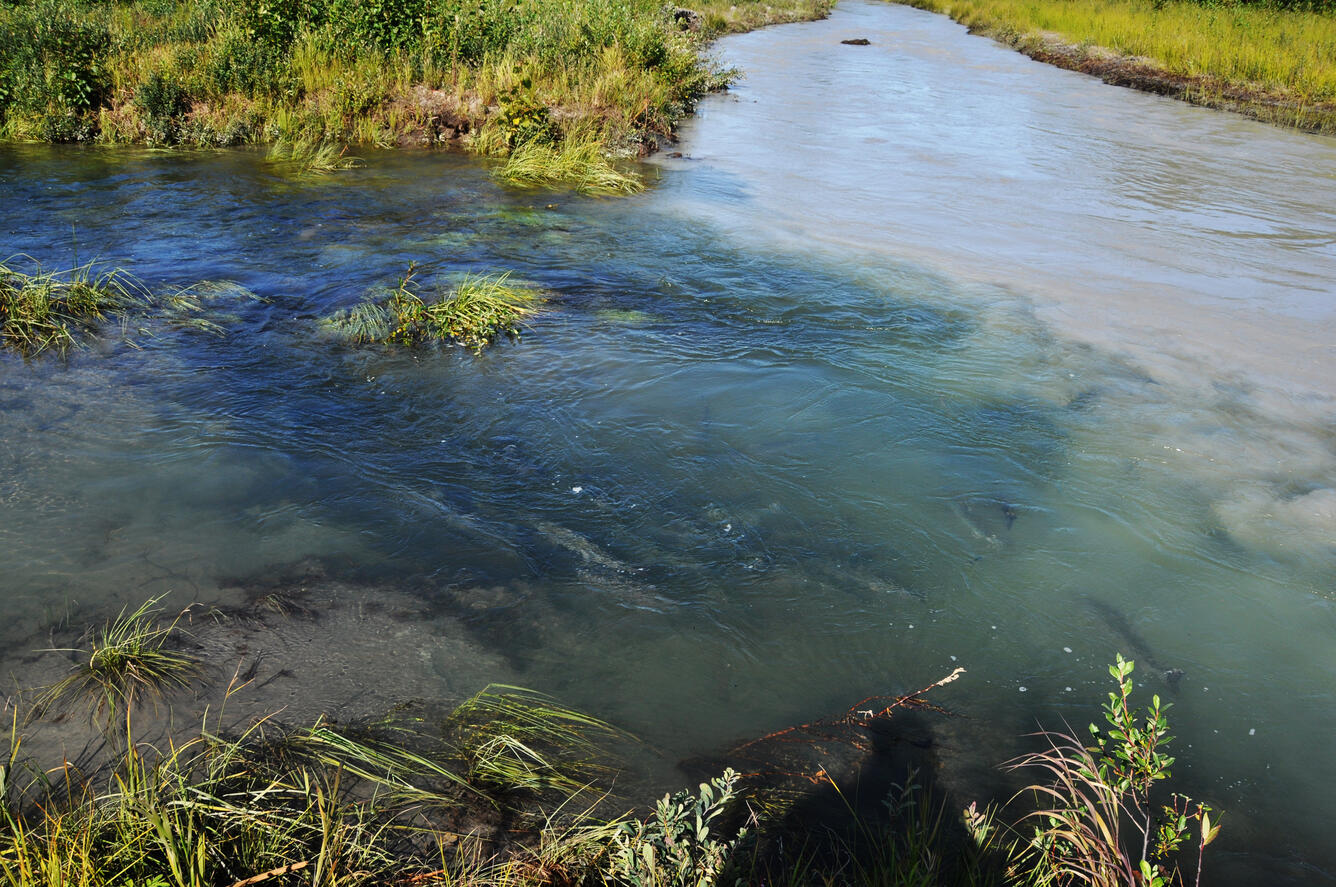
[{"xmin": 4, "ymin": 3, "xmax": 1336, "ymax": 882}]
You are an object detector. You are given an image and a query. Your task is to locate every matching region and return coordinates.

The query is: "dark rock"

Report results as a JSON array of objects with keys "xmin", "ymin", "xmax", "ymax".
[
  {"xmin": 673, "ymin": 8, "xmax": 701, "ymax": 31},
  {"xmin": 841, "ymin": 37, "xmax": 871, "ymax": 45}
]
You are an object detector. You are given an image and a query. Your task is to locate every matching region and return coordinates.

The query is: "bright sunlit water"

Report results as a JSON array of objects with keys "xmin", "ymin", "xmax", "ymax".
[{"xmin": 2, "ymin": 2, "xmax": 1334, "ymax": 882}]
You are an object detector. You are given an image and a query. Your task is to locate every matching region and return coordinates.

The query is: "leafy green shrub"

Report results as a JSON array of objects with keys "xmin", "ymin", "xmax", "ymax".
[
  {"xmin": 606, "ymin": 768, "xmax": 746, "ymax": 887},
  {"xmin": 976, "ymin": 656, "xmax": 1221, "ymax": 887},
  {"xmin": 497, "ymin": 77, "xmax": 556, "ymax": 148},
  {"xmin": 0, "ymin": 0, "xmax": 110, "ymax": 124},
  {"xmin": 135, "ymin": 71, "xmax": 190, "ymax": 143},
  {"xmin": 323, "ymin": 0, "xmax": 423, "ymax": 51},
  {"xmin": 198, "ymin": 26, "xmax": 292, "ymax": 99},
  {"xmin": 237, "ymin": 0, "xmax": 304, "ymax": 47}
]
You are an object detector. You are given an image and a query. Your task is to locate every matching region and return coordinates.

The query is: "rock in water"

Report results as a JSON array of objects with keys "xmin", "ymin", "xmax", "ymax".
[{"xmin": 841, "ymin": 38, "xmax": 871, "ymax": 45}]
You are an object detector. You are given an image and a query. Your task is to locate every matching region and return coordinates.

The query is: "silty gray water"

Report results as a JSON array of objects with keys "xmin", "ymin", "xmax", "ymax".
[{"xmin": 2, "ymin": 2, "xmax": 1335, "ymax": 882}]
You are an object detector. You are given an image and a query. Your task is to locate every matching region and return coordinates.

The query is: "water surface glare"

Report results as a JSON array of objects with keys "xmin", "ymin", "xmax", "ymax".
[{"xmin": 3, "ymin": 4, "xmax": 1336, "ymax": 883}]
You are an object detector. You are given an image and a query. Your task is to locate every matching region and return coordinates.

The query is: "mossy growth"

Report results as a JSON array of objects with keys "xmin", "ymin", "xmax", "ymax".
[{"xmin": 322, "ymin": 265, "xmax": 543, "ymax": 350}]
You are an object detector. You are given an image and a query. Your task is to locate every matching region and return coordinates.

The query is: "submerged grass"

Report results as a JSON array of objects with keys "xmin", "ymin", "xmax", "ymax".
[
  {"xmin": 0, "ymin": 257, "xmax": 267, "ymax": 357},
  {"xmin": 896, "ymin": 0, "xmax": 1336, "ymax": 131},
  {"xmin": 0, "ymin": 257, "xmax": 147, "ymax": 356},
  {"xmin": 32, "ymin": 598, "xmax": 201, "ymax": 728},
  {"xmin": 322, "ymin": 266, "xmax": 543, "ymax": 350},
  {"xmin": 267, "ymin": 136, "xmax": 365, "ymax": 174}
]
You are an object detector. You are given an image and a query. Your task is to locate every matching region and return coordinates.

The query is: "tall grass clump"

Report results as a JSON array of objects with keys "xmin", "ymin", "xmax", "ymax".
[
  {"xmin": 322, "ymin": 265, "xmax": 543, "ymax": 350},
  {"xmin": 0, "ymin": 256, "xmax": 146, "ymax": 356},
  {"xmin": 267, "ymin": 136, "xmax": 365, "ymax": 173},
  {"xmin": 495, "ymin": 134, "xmax": 645, "ymax": 195},
  {"xmin": 31, "ymin": 597, "xmax": 201, "ymax": 732},
  {"xmin": 2, "ymin": 645, "xmax": 643, "ymax": 885}
]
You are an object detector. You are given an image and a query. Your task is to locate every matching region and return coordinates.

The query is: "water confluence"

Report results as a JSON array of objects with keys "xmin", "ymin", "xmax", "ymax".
[{"xmin": 2, "ymin": 1, "xmax": 1334, "ymax": 882}]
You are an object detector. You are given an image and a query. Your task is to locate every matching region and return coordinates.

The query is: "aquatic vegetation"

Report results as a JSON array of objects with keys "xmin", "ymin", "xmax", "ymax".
[
  {"xmin": 31, "ymin": 598, "xmax": 201, "ymax": 728},
  {"xmin": 0, "ymin": 257, "xmax": 146, "ymax": 355},
  {"xmin": 267, "ymin": 136, "xmax": 364, "ymax": 173},
  {"xmin": 1, "ymin": 629, "xmax": 1222, "ymax": 887},
  {"xmin": 322, "ymin": 266, "xmax": 543, "ymax": 350},
  {"xmin": 446, "ymin": 684, "xmax": 633, "ymax": 795},
  {"xmin": 899, "ymin": 0, "xmax": 1336, "ymax": 131},
  {"xmin": 2, "ymin": 638, "xmax": 636, "ymax": 887},
  {"xmin": 160, "ymin": 280, "xmax": 265, "ymax": 337},
  {"xmin": 495, "ymin": 135, "xmax": 646, "ymax": 195}
]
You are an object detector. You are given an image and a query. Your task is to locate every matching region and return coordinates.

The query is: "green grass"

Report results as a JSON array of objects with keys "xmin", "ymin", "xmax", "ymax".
[
  {"xmin": 5, "ymin": 602, "xmax": 1220, "ymax": 887},
  {"xmin": 495, "ymin": 134, "xmax": 646, "ymax": 195},
  {"xmin": 896, "ymin": 0, "xmax": 1336, "ymax": 130},
  {"xmin": 322, "ymin": 266, "xmax": 543, "ymax": 350},
  {"xmin": 0, "ymin": 0, "xmax": 831, "ymax": 190},
  {"xmin": 31, "ymin": 598, "xmax": 201, "ymax": 729},
  {"xmin": 0, "ymin": 257, "xmax": 147, "ymax": 356},
  {"xmin": 266, "ymin": 136, "xmax": 365, "ymax": 173}
]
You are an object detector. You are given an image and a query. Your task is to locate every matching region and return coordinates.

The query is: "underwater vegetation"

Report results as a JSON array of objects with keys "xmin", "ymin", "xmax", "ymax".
[{"xmin": 321, "ymin": 266, "xmax": 543, "ymax": 351}]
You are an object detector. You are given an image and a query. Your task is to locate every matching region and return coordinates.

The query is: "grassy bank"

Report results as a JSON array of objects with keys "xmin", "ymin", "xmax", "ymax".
[
  {"xmin": 895, "ymin": 0, "xmax": 1336, "ymax": 132},
  {"xmin": 0, "ymin": 0, "xmax": 830, "ymax": 189},
  {"xmin": 1, "ymin": 600, "xmax": 1220, "ymax": 886}
]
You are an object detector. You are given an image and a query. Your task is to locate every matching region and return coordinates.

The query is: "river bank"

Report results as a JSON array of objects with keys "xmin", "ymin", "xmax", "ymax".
[
  {"xmin": 894, "ymin": 0, "xmax": 1336, "ymax": 133},
  {"xmin": 0, "ymin": 0, "xmax": 829, "ymax": 190},
  {"xmin": 0, "ymin": 590, "xmax": 1207, "ymax": 886}
]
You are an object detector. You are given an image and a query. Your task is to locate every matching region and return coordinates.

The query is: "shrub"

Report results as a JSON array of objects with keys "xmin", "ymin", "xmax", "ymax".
[
  {"xmin": 135, "ymin": 71, "xmax": 190, "ymax": 143},
  {"xmin": 606, "ymin": 769, "xmax": 747, "ymax": 887},
  {"xmin": 972, "ymin": 656, "xmax": 1222, "ymax": 887}
]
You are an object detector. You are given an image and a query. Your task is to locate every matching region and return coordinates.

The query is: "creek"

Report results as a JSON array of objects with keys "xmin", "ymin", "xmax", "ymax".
[{"xmin": 2, "ymin": 2, "xmax": 1335, "ymax": 882}]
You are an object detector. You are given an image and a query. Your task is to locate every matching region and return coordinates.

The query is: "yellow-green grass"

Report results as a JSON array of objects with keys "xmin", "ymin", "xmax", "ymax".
[
  {"xmin": 896, "ymin": 0, "xmax": 1336, "ymax": 130},
  {"xmin": 0, "ymin": 257, "xmax": 147, "ymax": 356},
  {"xmin": 322, "ymin": 267, "xmax": 544, "ymax": 350}
]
